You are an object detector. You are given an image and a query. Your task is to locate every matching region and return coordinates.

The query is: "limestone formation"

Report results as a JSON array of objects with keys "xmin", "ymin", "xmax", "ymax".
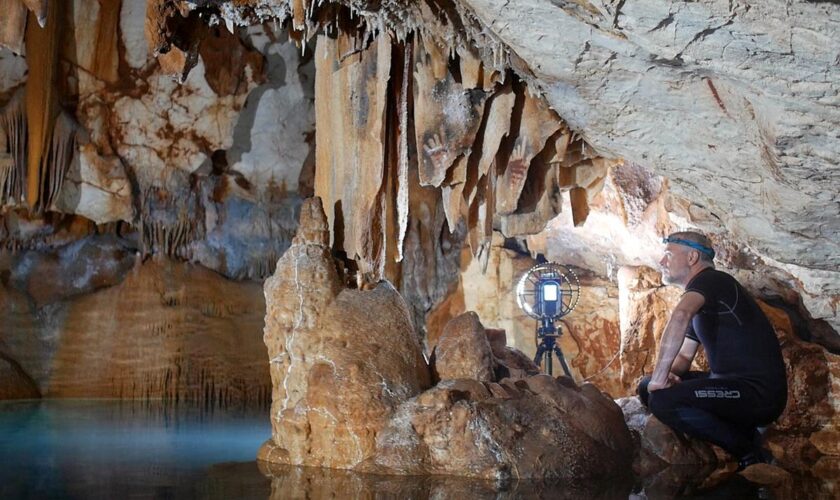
[
  {"xmin": 436, "ymin": 235, "xmax": 626, "ymax": 395},
  {"xmin": 0, "ymin": 2, "xmax": 837, "ymax": 489},
  {"xmin": 314, "ymin": 32, "xmax": 391, "ymax": 278},
  {"xmin": 431, "ymin": 311, "xmax": 494, "ymax": 383},
  {"xmin": 259, "ymin": 199, "xmax": 634, "ymax": 478},
  {"xmin": 144, "ymin": 0, "xmax": 840, "ymax": 336},
  {"xmin": 372, "ymin": 374, "xmax": 634, "ymax": 480},
  {"xmin": 0, "ymin": 251, "xmax": 269, "ymax": 406},
  {"xmin": 461, "ymin": 0, "xmax": 840, "ymax": 325},
  {"xmin": 617, "ymin": 396, "xmax": 718, "ymax": 476},
  {"xmin": 761, "ymin": 302, "xmax": 840, "ymax": 471},
  {"xmin": 260, "ymin": 197, "xmax": 430, "ymax": 469},
  {"xmin": 485, "ymin": 328, "xmax": 540, "ymax": 380}
]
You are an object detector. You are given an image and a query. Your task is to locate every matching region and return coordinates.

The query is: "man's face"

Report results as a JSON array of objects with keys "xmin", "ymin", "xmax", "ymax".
[{"xmin": 660, "ymin": 243, "xmax": 692, "ymax": 285}]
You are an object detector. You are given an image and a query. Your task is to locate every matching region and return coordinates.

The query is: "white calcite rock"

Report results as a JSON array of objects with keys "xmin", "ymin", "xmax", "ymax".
[
  {"xmin": 227, "ymin": 27, "xmax": 314, "ymax": 192},
  {"xmin": 0, "ymin": 48, "xmax": 26, "ymax": 95},
  {"xmin": 120, "ymin": 0, "xmax": 150, "ymax": 69},
  {"xmin": 110, "ymin": 57, "xmax": 257, "ymax": 187},
  {"xmin": 52, "ymin": 144, "xmax": 134, "ymax": 224}
]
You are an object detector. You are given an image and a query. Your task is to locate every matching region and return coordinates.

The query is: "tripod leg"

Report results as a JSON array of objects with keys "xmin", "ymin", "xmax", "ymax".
[
  {"xmin": 554, "ymin": 345, "xmax": 573, "ymax": 380},
  {"xmin": 533, "ymin": 344, "xmax": 546, "ymax": 367},
  {"xmin": 546, "ymin": 349, "xmax": 553, "ymax": 376}
]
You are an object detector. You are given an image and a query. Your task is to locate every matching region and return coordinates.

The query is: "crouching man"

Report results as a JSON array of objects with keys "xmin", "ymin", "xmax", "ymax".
[{"xmin": 638, "ymin": 231, "xmax": 787, "ymax": 470}]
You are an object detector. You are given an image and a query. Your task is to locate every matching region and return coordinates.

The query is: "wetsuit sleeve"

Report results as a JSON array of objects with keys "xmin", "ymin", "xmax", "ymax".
[
  {"xmin": 685, "ymin": 322, "xmax": 699, "ymax": 343},
  {"xmin": 684, "ymin": 270, "xmax": 719, "ymax": 310}
]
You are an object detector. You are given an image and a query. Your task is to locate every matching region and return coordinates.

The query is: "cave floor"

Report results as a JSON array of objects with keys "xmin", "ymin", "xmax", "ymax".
[{"xmin": 0, "ymin": 400, "xmax": 832, "ymax": 499}]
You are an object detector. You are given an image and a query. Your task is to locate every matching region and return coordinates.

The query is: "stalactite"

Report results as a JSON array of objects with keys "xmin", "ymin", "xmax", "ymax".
[
  {"xmin": 0, "ymin": 90, "xmax": 26, "ymax": 206},
  {"xmin": 37, "ymin": 112, "xmax": 77, "ymax": 213},
  {"xmin": 396, "ymin": 40, "xmax": 412, "ymax": 264},
  {"xmin": 24, "ymin": 1, "xmax": 63, "ymax": 212},
  {"xmin": 0, "ymin": 0, "xmax": 28, "ymax": 54},
  {"xmin": 140, "ymin": 186, "xmax": 205, "ymax": 259},
  {"xmin": 22, "ymin": 0, "xmax": 48, "ymax": 28},
  {"xmin": 314, "ymin": 29, "xmax": 392, "ymax": 281}
]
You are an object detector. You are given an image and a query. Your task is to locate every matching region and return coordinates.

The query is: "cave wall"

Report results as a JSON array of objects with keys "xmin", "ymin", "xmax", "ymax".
[{"xmin": 1, "ymin": 250, "xmax": 269, "ymax": 407}]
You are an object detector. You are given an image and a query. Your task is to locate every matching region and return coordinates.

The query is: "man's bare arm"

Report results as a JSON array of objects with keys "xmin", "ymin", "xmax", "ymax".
[
  {"xmin": 649, "ymin": 292, "xmax": 705, "ymax": 391},
  {"xmin": 670, "ymin": 337, "xmax": 700, "ymax": 377}
]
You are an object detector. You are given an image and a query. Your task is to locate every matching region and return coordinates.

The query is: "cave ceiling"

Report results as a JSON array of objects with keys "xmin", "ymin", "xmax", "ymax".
[{"xmin": 0, "ymin": 0, "xmax": 838, "ymax": 333}]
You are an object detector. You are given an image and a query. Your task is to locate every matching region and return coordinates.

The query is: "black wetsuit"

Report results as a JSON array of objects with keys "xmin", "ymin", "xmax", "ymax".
[{"xmin": 638, "ymin": 268, "xmax": 788, "ymax": 458}]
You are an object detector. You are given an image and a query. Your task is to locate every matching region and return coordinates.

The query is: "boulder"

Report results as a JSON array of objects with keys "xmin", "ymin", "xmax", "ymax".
[
  {"xmin": 485, "ymin": 328, "xmax": 540, "ymax": 380},
  {"xmin": 617, "ymin": 396, "xmax": 718, "ymax": 476},
  {"xmin": 760, "ymin": 302, "xmax": 840, "ymax": 470},
  {"xmin": 431, "ymin": 312, "xmax": 495, "ymax": 383},
  {"xmin": 260, "ymin": 197, "xmax": 431, "ymax": 469},
  {"xmin": 372, "ymin": 374, "xmax": 634, "ymax": 480}
]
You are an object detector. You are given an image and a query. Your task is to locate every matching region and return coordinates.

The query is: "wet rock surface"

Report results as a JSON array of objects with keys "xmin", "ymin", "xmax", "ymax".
[{"xmin": 761, "ymin": 303, "xmax": 840, "ymax": 472}]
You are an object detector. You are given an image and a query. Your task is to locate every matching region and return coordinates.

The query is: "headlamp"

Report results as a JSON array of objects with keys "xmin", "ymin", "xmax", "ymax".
[{"xmin": 662, "ymin": 237, "xmax": 716, "ymax": 260}]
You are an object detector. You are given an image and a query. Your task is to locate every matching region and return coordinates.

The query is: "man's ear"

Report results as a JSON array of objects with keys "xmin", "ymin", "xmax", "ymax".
[{"xmin": 688, "ymin": 250, "xmax": 700, "ymax": 265}]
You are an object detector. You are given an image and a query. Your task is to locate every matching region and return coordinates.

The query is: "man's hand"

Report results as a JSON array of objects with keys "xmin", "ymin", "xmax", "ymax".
[{"xmin": 648, "ymin": 372, "xmax": 682, "ymax": 393}]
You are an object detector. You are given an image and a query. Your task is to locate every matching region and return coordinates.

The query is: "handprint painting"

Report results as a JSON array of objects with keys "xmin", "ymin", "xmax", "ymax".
[{"xmin": 414, "ymin": 39, "xmax": 486, "ymax": 187}]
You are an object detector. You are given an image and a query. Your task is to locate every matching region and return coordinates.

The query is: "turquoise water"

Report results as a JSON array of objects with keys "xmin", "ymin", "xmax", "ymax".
[{"xmin": 0, "ymin": 400, "xmax": 272, "ymax": 499}]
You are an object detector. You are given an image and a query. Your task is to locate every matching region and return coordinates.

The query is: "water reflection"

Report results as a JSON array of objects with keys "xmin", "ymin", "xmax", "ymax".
[
  {"xmin": 0, "ymin": 400, "xmax": 835, "ymax": 499},
  {"xmin": 258, "ymin": 462, "xmax": 634, "ymax": 499},
  {"xmin": 0, "ymin": 400, "xmax": 271, "ymax": 499}
]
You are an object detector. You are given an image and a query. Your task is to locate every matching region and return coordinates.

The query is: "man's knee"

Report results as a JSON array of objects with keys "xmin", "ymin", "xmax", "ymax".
[
  {"xmin": 637, "ymin": 376, "xmax": 652, "ymax": 407},
  {"xmin": 646, "ymin": 391, "xmax": 678, "ymax": 428}
]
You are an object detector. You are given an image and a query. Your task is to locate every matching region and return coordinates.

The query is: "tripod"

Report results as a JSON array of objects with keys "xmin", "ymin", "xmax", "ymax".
[{"xmin": 533, "ymin": 317, "xmax": 573, "ymax": 378}]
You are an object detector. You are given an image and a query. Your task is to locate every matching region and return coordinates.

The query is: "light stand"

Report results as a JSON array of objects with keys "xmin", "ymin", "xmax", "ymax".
[
  {"xmin": 515, "ymin": 262, "xmax": 580, "ymax": 378},
  {"xmin": 533, "ymin": 317, "xmax": 573, "ymax": 377}
]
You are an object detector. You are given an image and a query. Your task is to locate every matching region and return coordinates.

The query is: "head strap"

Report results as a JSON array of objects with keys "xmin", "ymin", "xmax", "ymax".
[{"xmin": 662, "ymin": 237, "xmax": 716, "ymax": 260}]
